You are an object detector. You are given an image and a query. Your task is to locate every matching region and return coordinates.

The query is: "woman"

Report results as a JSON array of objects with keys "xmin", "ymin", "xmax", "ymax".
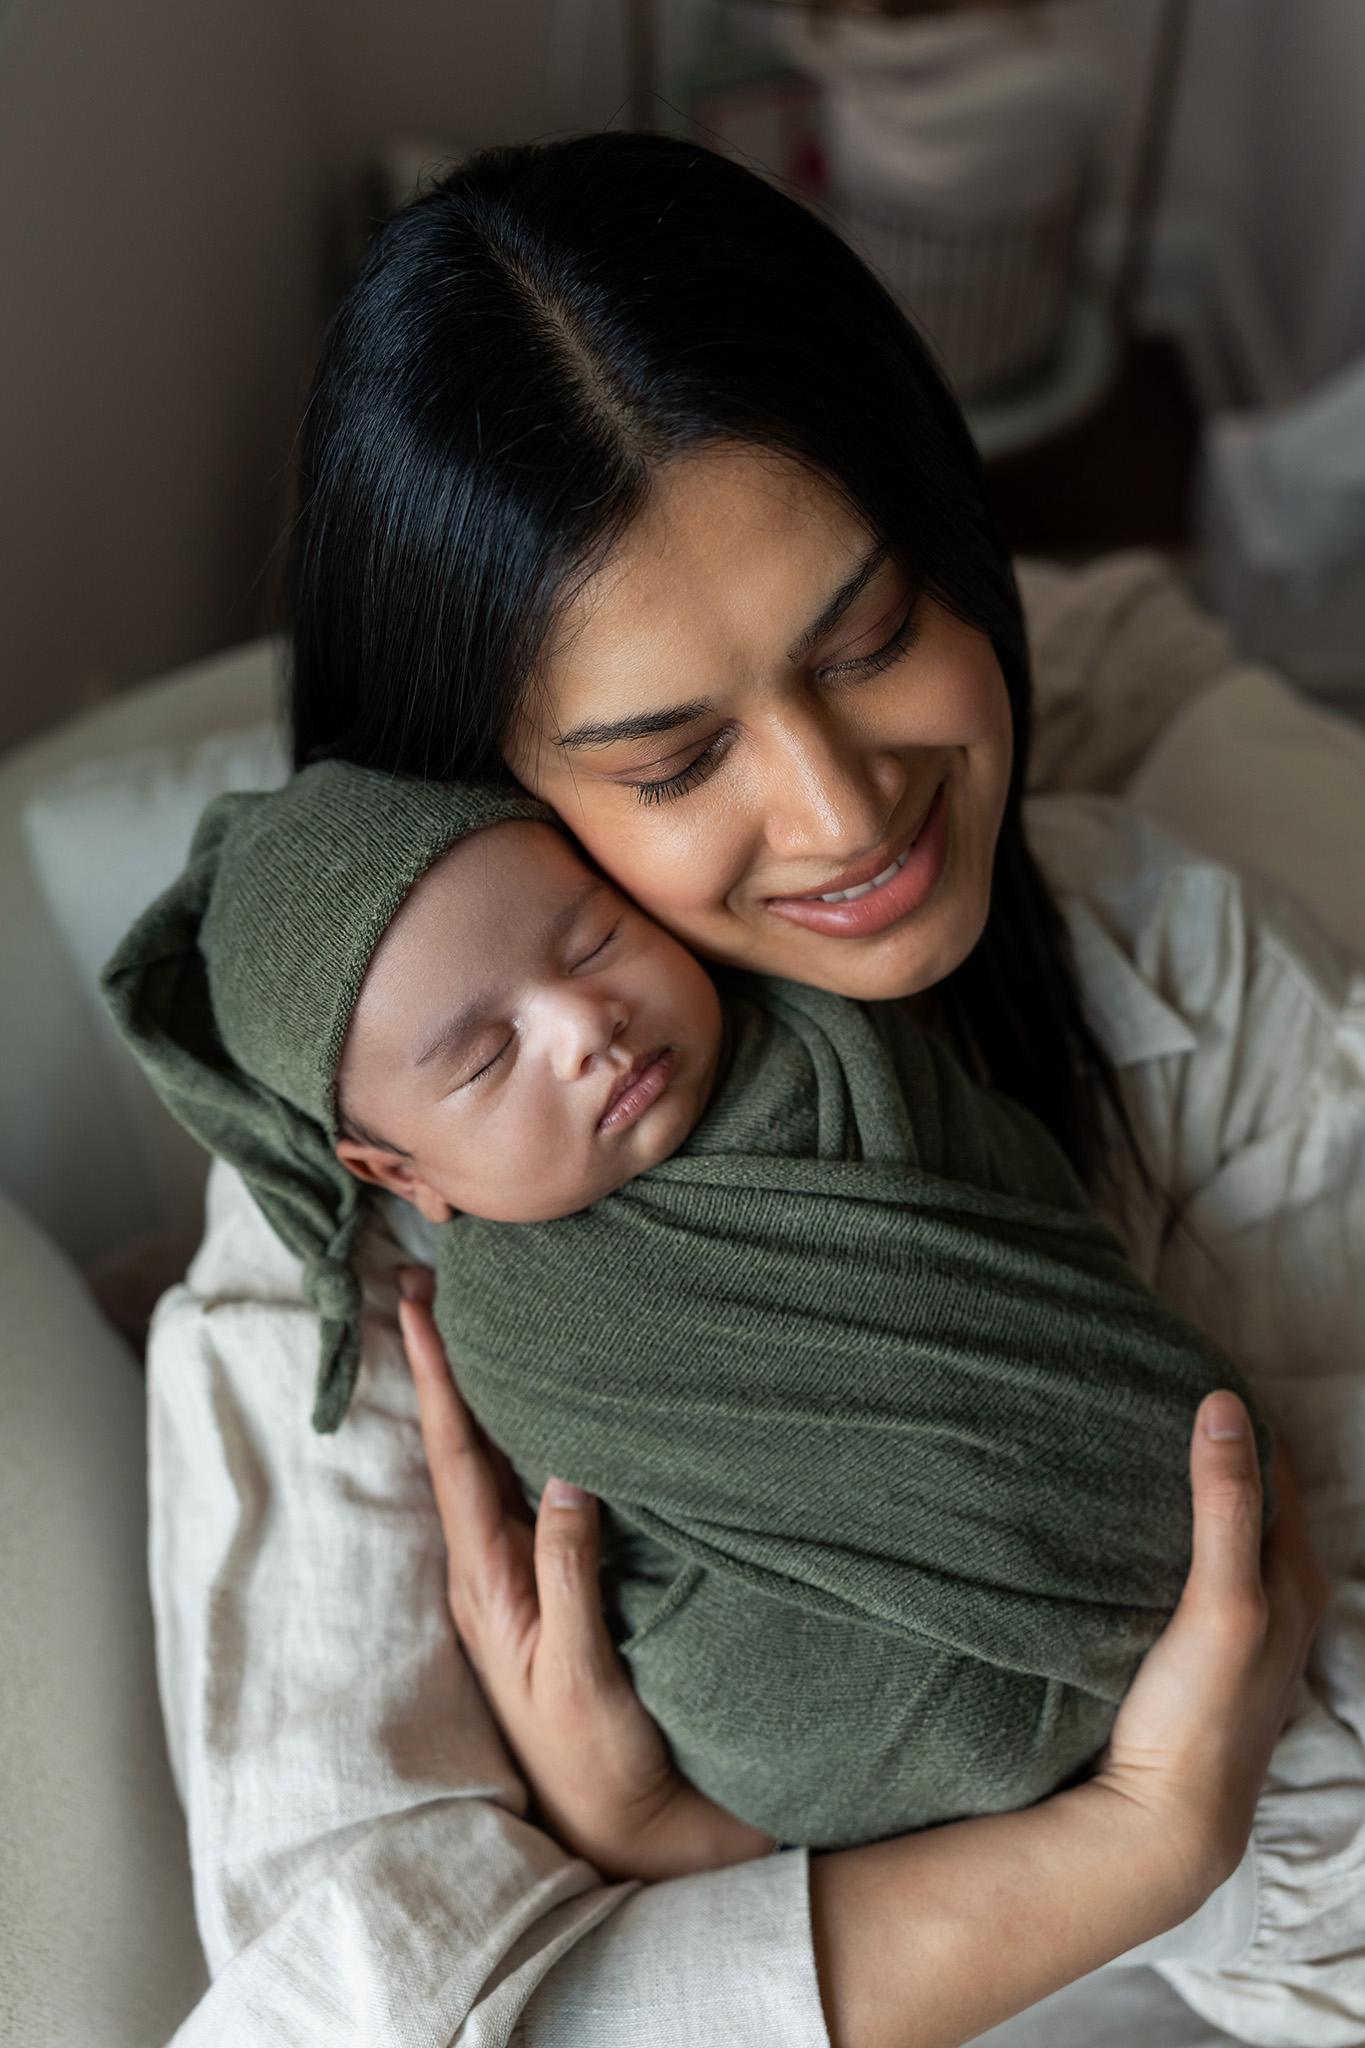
[{"xmin": 277, "ymin": 135, "xmax": 1347, "ymax": 2043}]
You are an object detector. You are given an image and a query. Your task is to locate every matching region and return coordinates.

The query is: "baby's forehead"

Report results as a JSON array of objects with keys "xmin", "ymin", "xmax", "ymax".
[
  {"xmin": 422, "ymin": 817, "xmax": 594, "ymax": 910},
  {"xmin": 343, "ymin": 820, "xmax": 595, "ymax": 1068},
  {"xmin": 370, "ymin": 819, "xmax": 599, "ymax": 983}
]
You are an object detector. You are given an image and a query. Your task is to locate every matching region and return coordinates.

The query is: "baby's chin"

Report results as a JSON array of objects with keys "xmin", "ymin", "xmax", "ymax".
[
  {"xmin": 445, "ymin": 1118, "xmax": 692, "ymax": 1224},
  {"xmin": 447, "ymin": 1180, "xmax": 626, "ymax": 1225}
]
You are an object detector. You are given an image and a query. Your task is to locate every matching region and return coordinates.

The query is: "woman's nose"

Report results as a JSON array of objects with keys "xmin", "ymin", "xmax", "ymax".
[
  {"xmin": 544, "ymin": 988, "xmax": 629, "ymax": 1082},
  {"xmin": 758, "ymin": 709, "xmax": 907, "ymax": 861}
]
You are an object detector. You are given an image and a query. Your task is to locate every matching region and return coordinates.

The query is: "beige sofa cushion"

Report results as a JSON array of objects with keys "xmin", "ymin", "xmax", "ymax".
[{"xmin": 0, "ymin": 1189, "xmax": 205, "ymax": 2043}]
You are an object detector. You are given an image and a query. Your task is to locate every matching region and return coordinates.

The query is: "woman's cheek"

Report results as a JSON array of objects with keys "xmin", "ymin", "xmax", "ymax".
[{"xmin": 574, "ymin": 802, "xmax": 741, "ymax": 944}]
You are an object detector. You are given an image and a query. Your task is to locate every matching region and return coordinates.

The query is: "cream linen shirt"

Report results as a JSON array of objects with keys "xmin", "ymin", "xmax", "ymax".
[{"xmin": 148, "ymin": 794, "xmax": 1365, "ymax": 2046}]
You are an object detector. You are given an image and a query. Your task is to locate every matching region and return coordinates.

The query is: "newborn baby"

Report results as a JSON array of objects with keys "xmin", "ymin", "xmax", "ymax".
[{"xmin": 104, "ymin": 761, "xmax": 1267, "ymax": 1851}]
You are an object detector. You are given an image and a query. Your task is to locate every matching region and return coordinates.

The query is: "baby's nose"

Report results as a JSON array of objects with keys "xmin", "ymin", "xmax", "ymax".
[{"xmin": 549, "ymin": 991, "xmax": 627, "ymax": 1079}]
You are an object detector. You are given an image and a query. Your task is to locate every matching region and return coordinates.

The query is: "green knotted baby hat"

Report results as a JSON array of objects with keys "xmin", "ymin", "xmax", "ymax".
[{"xmin": 100, "ymin": 758, "xmax": 553, "ymax": 1430}]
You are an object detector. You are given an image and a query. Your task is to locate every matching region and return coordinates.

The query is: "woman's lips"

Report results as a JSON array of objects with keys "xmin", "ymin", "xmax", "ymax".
[
  {"xmin": 598, "ymin": 1048, "xmax": 675, "ymax": 1133},
  {"xmin": 764, "ymin": 786, "xmax": 950, "ymax": 939}
]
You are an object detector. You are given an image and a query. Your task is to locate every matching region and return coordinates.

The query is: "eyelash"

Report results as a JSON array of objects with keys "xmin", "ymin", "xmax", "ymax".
[
  {"xmin": 633, "ymin": 732, "xmax": 732, "ymax": 807},
  {"xmin": 573, "ymin": 920, "xmax": 620, "ymax": 968},
  {"xmin": 461, "ymin": 1036, "xmax": 514, "ymax": 1089},
  {"xmin": 628, "ymin": 601, "xmax": 921, "ymax": 806},
  {"xmin": 823, "ymin": 599, "xmax": 921, "ymax": 681}
]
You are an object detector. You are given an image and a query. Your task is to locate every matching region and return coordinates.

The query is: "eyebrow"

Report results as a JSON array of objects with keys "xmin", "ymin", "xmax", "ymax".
[
  {"xmin": 786, "ymin": 544, "xmax": 887, "ymax": 662},
  {"xmin": 552, "ymin": 541, "xmax": 888, "ymax": 753},
  {"xmin": 411, "ymin": 878, "xmax": 605, "ymax": 1070},
  {"xmin": 555, "ymin": 698, "xmax": 714, "ymax": 752}
]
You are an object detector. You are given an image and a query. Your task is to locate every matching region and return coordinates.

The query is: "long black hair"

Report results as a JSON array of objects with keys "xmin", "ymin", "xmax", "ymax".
[{"xmin": 291, "ymin": 132, "xmax": 1126, "ymax": 1190}]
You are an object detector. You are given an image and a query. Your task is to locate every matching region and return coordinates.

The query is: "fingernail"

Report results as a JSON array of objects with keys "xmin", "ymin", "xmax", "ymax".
[
  {"xmin": 1204, "ymin": 1391, "xmax": 1245, "ymax": 1441},
  {"xmin": 396, "ymin": 1267, "xmax": 425, "ymax": 1301},
  {"xmin": 545, "ymin": 1477, "xmax": 589, "ymax": 1509}
]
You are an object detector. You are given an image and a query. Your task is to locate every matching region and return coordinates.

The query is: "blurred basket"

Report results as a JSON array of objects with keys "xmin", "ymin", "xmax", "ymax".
[{"xmin": 841, "ymin": 176, "xmax": 1083, "ymax": 397}]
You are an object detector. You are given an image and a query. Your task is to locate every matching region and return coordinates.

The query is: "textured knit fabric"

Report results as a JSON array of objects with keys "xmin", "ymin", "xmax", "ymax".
[
  {"xmin": 99, "ymin": 760, "xmax": 550, "ymax": 1429},
  {"xmin": 434, "ymin": 972, "xmax": 1271, "ymax": 1849},
  {"xmin": 100, "ymin": 759, "xmax": 1273, "ymax": 1848}
]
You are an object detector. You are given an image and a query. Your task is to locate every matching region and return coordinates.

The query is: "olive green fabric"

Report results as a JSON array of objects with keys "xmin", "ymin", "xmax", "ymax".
[
  {"xmin": 100, "ymin": 760, "xmax": 551, "ymax": 1430},
  {"xmin": 102, "ymin": 760, "xmax": 1270, "ymax": 1848},
  {"xmin": 435, "ymin": 976, "xmax": 1271, "ymax": 1848}
]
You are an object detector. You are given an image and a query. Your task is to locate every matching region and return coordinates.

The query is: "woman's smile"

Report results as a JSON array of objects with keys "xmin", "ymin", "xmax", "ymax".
[{"xmin": 763, "ymin": 782, "xmax": 948, "ymax": 939}]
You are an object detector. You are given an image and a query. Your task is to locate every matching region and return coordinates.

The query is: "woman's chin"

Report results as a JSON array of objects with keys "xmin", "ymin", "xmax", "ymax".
[{"xmin": 785, "ymin": 926, "xmax": 979, "ymax": 1003}]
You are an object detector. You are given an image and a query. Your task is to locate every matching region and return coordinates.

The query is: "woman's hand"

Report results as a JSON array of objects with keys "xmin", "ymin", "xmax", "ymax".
[
  {"xmin": 398, "ymin": 1271, "xmax": 773, "ymax": 1881},
  {"xmin": 808, "ymin": 1390, "xmax": 1328, "ymax": 2048},
  {"xmin": 1091, "ymin": 1391, "xmax": 1327, "ymax": 1897}
]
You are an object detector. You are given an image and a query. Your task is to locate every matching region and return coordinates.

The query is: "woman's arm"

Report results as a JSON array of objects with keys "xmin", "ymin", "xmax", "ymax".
[
  {"xmin": 145, "ymin": 1164, "xmax": 829, "ymax": 2048},
  {"xmin": 401, "ymin": 1281, "xmax": 1325, "ymax": 2048},
  {"xmin": 809, "ymin": 1414, "xmax": 1321, "ymax": 2048},
  {"xmin": 400, "ymin": 1269, "xmax": 773, "ymax": 1881}
]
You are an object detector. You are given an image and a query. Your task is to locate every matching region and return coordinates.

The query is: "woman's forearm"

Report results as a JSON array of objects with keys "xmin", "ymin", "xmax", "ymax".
[
  {"xmin": 809, "ymin": 1777, "xmax": 1211, "ymax": 2048},
  {"xmin": 810, "ymin": 1399, "xmax": 1326, "ymax": 2048}
]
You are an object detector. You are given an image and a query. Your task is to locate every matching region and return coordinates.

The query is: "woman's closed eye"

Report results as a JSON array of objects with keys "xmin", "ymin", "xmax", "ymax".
[
  {"xmin": 626, "ymin": 600, "xmax": 922, "ymax": 807},
  {"xmin": 630, "ymin": 728, "xmax": 735, "ymax": 806},
  {"xmin": 819, "ymin": 596, "xmax": 922, "ymax": 684}
]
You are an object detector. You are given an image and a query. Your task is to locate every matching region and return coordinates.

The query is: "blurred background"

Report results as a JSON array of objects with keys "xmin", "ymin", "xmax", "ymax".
[{"xmin": 2, "ymin": 0, "xmax": 1365, "ymax": 758}]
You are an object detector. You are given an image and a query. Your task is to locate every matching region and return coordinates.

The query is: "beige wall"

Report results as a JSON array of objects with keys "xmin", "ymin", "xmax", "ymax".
[
  {"xmin": 0, "ymin": 0, "xmax": 618, "ymax": 759},
  {"xmin": 0, "ymin": 0, "xmax": 323, "ymax": 753},
  {"xmin": 297, "ymin": 0, "xmax": 567, "ymax": 179}
]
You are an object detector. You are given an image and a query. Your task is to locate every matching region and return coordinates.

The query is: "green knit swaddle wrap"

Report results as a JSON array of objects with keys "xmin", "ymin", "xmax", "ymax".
[
  {"xmin": 434, "ymin": 975, "xmax": 1271, "ymax": 1848},
  {"xmin": 100, "ymin": 759, "xmax": 551, "ymax": 1429},
  {"xmin": 101, "ymin": 758, "xmax": 1270, "ymax": 1847}
]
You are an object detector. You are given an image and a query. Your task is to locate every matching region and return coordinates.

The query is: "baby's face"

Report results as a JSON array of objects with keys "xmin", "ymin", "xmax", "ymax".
[{"xmin": 335, "ymin": 823, "xmax": 722, "ymax": 1223}]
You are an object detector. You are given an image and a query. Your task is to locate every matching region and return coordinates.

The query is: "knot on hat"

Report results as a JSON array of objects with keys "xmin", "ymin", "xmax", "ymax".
[
  {"xmin": 303, "ymin": 1246, "xmax": 367, "ymax": 1433},
  {"xmin": 304, "ymin": 1251, "xmax": 364, "ymax": 1328}
]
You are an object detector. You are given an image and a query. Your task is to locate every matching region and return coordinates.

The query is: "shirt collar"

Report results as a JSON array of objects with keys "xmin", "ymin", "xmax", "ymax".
[{"xmin": 1062, "ymin": 899, "xmax": 1198, "ymax": 1068}]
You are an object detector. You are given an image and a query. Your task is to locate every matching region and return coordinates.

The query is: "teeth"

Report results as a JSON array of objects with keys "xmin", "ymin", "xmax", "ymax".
[{"xmin": 819, "ymin": 849, "xmax": 908, "ymax": 904}]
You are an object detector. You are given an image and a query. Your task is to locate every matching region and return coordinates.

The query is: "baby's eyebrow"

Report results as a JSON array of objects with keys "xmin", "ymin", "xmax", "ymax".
[
  {"xmin": 414, "ymin": 1000, "xmax": 490, "ymax": 1071},
  {"xmin": 411, "ymin": 878, "xmax": 607, "ymax": 1071}
]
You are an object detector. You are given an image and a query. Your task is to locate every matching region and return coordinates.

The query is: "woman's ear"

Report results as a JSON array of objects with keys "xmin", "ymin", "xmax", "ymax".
[{"xmin": 334, "ymin": 1138, "xmax": 455, "ymax": 1224}]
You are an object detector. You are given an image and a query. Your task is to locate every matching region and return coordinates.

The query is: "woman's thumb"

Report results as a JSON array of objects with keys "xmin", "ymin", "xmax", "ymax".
[
  {"xmin": 1187, "ymin": 1391, "xmax": 1265, "ymax": 1610},
  {"xmin": 534, "ymin": 1479, "xmax": 615, "ymax": 1674}
]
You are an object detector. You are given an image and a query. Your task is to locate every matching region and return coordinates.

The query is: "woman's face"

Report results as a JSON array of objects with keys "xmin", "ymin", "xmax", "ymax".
[{"xmin": 507, "ymin": 444, "xmax": 1013, "ymax": 1001}]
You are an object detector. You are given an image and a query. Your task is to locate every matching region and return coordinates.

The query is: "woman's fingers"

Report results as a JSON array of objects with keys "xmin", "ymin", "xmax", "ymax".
[
  {"xmin": 397, "ymin": 1262, "xmax": 436, "ymax": 1308},
  {"xmin": 1103, "ymin": 1391, "xmax": 1328, "ymax": 1896},
  {"xmin": 1260, "ymin": 1444, "xmax": 1329, "ymax": 1685},
  {"xmin": 398, "ymin": 1294, "xmax": 537, "ymax": 1658}
]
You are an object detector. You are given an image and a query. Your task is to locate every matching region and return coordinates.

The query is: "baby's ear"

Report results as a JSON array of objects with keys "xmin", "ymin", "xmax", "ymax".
[{"xmin": 334, "ymin": 1138, "xmax": 454, "ymax": 1225}]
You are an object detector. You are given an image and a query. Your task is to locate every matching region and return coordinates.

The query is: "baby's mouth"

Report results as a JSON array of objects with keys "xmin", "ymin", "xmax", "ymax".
[{"xmin": 598, "ymin": 1048, "xmax": 675, "ymax": 1133}]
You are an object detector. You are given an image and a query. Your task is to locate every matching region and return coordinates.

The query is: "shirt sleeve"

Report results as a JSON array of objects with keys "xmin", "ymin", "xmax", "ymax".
[{"xmin": 151, "ymin": 1160, "xmax": 829, "ymax": 2048}]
